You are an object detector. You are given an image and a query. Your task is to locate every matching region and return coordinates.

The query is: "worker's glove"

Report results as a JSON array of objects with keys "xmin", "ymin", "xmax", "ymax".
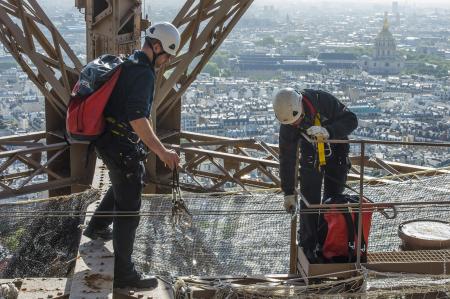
[
  {"xmin": 284, "ymin": 195, "xmax": 297, "ymax": 214},
  {"xmin": 306, "ymin": 126, "xmax": 329, "ymax": 140}
]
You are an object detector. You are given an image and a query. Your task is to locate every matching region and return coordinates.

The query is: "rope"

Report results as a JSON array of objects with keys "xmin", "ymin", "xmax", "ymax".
[{"xmin": 0, "ymin": 205, "xmax": 449, "ymax": 218}]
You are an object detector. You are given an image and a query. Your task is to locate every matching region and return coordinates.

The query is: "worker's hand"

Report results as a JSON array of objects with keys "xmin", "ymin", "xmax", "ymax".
[
  {"xmin": 160, "ymin": 149, "xmax": 180, "ymax": 170},
  {"xmin": 284, "ymin": 195, "xmax": 297, "ymax": 214},
  {"xmin": 306, "ymin": 126, "xmax": 329, "ymax": 140}
]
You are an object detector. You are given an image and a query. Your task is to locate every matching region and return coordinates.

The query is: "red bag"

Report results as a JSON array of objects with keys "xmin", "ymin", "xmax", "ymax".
[
  {"xmin": 319, "ymin": 195, "xmax": 372, "ymax": 263},
  {"xmin": 66, "ymin": 67, "xmax": 122, "ymax": 141}
]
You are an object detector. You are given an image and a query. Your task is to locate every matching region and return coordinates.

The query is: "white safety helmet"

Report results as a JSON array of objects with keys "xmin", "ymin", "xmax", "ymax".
[
  {"xmin": 146, "ymin": 22, "xmax": 181, "ymax": 56},
  {"xmin": 273, "ymin": 88, "xmax": 303, "ymax": 125}
]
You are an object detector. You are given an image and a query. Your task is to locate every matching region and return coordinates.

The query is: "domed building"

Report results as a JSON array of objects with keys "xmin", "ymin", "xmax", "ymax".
[{"xmin": 362, "ymin": 12, "xmax": 404, "ymax": 75}]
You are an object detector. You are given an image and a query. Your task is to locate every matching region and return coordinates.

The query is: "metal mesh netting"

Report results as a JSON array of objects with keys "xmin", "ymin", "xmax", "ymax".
[
  {"xmin": 362, "ymin": 173, "xmax": 450, "ymax": 252},
  {"xmin": 134, "ymin": 191, "xmax": 291, "ymax": 277},
  {"xmin": 134, "ymin": 173, "xmax": 450, "ymax": 276},
  {"xmin": 0, "ymin": 190, "xmax": 99, "ymax": 278}
]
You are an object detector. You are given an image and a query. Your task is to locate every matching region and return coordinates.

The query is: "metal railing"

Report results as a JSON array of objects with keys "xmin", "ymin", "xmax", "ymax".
[{"xmin": 0, "ymin": 132, "xmax": 75, "ymax": 200}]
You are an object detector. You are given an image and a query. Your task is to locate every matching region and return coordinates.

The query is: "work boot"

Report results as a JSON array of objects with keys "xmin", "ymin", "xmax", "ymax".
[
  {"xmin": 83, "ymin": 224, "xmax": 113, "ymax": 241},
  {"xmin": 114, "ymin": 270, "xmax": 158, "ymax": 289}
]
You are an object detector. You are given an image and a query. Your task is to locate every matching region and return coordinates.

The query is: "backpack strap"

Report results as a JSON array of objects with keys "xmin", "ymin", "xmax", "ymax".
[
  {"xmin": 342, "ymin": 211, "xmax": 355, "ymax": 263},
  {"xmin": 301, "ymin": 93, "xmax": 318, "ymax": 119}
]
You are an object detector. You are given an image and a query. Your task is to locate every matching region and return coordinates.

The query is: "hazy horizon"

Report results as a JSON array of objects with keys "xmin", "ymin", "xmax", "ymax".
[{"xmin": 41, "ymin": 0, "xmax": 450, "ymax": 10}]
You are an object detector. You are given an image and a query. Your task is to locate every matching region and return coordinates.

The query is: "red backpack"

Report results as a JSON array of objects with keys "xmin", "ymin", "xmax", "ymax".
[
  {"xmin": 66, "ymin": 55, "xmax": 125, "ymax": 142},
  {"xmin": 318, "ymin": 194, "xmax": 372, "ymax": 263}
]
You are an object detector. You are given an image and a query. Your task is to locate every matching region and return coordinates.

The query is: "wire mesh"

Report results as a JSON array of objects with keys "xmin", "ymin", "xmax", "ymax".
[
  {"xmin": 0, "ymin": 190, "xmax": 99, "ymax": 278},
  {"xmin": 0, "ymin": 172, "xmax": 448, "ymax": 298},
  {"xmin": 362, "ymin": 173, "xmax": 450, "ymax": 252},
  {"xmin": 134, "ymin": 191, "xmax": 291, "ymax": 277}
]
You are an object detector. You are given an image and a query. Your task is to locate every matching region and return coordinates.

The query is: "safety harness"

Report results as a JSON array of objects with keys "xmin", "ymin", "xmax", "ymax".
[{"xmin": 301, "ymin": 95, "xmax": 331, "ymax": 170}]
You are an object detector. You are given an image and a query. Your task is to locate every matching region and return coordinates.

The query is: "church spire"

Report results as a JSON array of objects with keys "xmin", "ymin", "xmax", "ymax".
[{"xmin": 383, "ymin": 11, "xmax": 389, "ymax": 31}]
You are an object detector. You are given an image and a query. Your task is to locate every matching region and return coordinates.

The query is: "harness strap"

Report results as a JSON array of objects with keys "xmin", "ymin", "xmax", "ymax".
[
  {"xmin": 105, "ymin": 117, "xmax": 140, "ymax": 143},
  {"xmin": 302, "ymin": 94, "xmax": 326, "ymax": 169},
  {"xmin": 342, "ymin": 211, "xmax": 355, "ymax": 262}
]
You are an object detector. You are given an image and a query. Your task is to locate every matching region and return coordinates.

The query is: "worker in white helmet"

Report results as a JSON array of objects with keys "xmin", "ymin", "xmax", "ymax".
[
  {"xmin": 273, "ymin": 87, "xmax": 358, "ymax": 263},
  {"xmin": 83, "ymin": 22, "xmax": 181, "ymax": 289}
]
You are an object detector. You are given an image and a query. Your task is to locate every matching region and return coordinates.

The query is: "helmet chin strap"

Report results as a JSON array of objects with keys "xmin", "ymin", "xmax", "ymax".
[{"xmin": 150, "ymin": 44, "xmax": 166, "ymax": 68}]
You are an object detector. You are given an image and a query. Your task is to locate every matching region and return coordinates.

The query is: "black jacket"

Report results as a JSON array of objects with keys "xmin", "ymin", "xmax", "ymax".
[
  {"xmin": 104, "ymin": 51, "xmax": 155, "ymax": 128},
  {"xmin": 279, "ymin": 89, "xmax": 358, "ymax": 195}
]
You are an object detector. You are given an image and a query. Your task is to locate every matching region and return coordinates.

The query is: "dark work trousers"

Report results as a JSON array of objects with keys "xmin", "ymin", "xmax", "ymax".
[
  {"xmin": 88, "ymin": 132, "xmax": 145, "ymax": 277},
  {"xmin": 299, "ymin": 153, "xmax": 350, "ymax": 253}
]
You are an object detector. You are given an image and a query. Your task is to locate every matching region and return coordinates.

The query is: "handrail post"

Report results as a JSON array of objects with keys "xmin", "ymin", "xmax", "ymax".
[{"xmin": 356, "ymin": 142, "xmax": 365, "ymax": 269}]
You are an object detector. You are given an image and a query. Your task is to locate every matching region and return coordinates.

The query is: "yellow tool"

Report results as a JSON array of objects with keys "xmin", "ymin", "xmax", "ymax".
[{"xmin": 313, "ymin": 113, "xmax": 327, "ymax": 169}]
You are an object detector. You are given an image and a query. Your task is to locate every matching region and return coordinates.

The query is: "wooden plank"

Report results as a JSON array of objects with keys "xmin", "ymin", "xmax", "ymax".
[
  {"xmin": 17, "ymin": 277, "xmax": 70, "ymax": 299},
  {"xmin": 297, "ymin": 247, "xmax": 357, "ymax": 279},
  {"xmin": 69, "ymin": 200, "xmax": 114, "ymax": 299}
]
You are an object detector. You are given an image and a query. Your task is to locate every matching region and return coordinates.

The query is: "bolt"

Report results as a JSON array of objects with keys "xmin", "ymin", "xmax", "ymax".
[
  {"xmin": 57, "ymin": 292, "xmax": 63, "ymax": 296},
  {"xmin": 21, "ymin": 288, "xmax": 27, "ymax": 291},
  {"xmin": 47, "ymin": 295, "xmax": 53, "ymax": 298}
]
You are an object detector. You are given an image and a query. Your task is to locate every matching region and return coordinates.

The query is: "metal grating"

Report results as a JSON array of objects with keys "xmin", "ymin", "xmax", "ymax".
[{"xmin": 368, "ymin": 250, "xmax": 450, "ymax": 263}]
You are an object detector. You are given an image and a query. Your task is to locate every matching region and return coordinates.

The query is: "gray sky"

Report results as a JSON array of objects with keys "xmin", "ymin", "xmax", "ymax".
[{"xmin": 42, "ymin": 0, "xmax": 450, "ymax": 11}]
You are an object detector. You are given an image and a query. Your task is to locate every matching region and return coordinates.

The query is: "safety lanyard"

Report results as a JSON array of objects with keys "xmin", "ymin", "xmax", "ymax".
[{"xmin": 171, "ymin": 169, "xmax": 192, "ymax": 227}]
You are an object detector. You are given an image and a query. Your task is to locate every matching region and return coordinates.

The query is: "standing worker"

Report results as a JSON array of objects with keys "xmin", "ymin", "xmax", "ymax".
[
  {"xmin": 273, "ymin": 88, "xmax": 358, "ymax": 262},
  {"xmin": 83, "ymin": 22, "xmax": 181, "ymax": 288}
]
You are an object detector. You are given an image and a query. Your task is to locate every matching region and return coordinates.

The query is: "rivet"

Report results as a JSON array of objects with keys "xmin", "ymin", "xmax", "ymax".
[{"xmin": 48, "ymin": 295, "xmax": 53, "ymax": 298}]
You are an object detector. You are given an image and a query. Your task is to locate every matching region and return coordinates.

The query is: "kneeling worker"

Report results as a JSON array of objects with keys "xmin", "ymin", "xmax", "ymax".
[{"xmin": 273, "ymin": 88, "xmax": 358, "ymax": 262}]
